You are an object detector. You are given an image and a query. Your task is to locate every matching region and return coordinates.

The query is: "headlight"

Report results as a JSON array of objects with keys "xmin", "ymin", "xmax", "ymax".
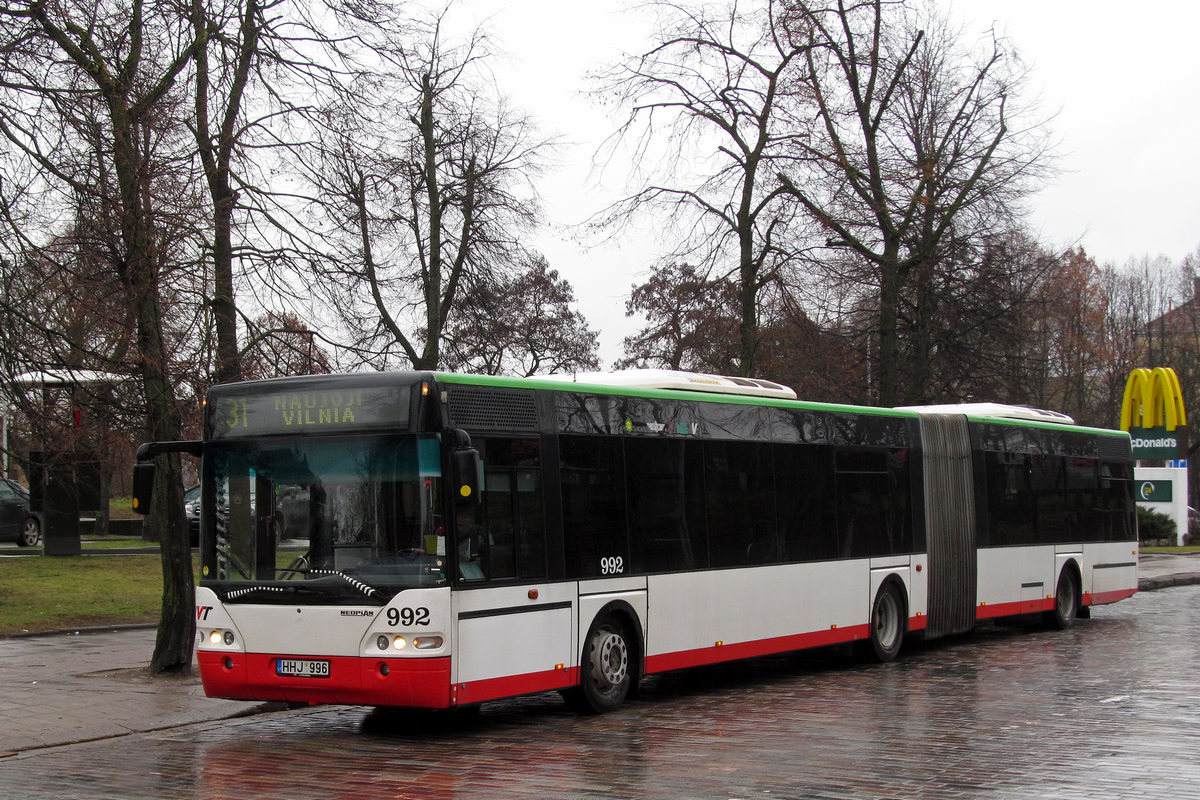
[{"xmin": 204, "ymin": 629, "xmax": 235, "ymax": 647}]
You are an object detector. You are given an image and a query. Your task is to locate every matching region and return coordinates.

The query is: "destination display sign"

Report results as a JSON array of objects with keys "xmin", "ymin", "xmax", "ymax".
[{"xmin": 207, "ymin": 384, "xmax": 412, "ymax": 439}]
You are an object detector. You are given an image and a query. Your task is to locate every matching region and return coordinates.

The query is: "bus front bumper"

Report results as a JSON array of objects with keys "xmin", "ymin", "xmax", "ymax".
[{"xmin": 197, "ymin": 651, "xmax": 452, "ymax": 708}]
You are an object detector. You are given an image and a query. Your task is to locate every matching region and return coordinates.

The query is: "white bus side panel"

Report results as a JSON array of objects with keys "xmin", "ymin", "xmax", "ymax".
[
  {"xmin": 976, "ymin": 546, "xmax": 1055, "ymax": 615},
  {"xmin": 1083, "ymin": 541, "xmax": 1139, "ymax": 604},
  {"xmin": 452, "ymin": 583, "xmax": 576, "ymax": 695},
  {"xmin": 644, "ymin": 560, "xmax": 869, "ymax": 673}
]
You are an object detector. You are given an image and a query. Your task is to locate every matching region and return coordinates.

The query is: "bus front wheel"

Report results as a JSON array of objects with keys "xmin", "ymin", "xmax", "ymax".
[{"xmin": 565, "ymin": 615, "xmax": 635, "ymax": 714}]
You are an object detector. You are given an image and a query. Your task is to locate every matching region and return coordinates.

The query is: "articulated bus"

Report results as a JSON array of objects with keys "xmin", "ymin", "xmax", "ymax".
[{"xmin": 133, "ymin": 370, "xmax": 1138, "ymax": 713}]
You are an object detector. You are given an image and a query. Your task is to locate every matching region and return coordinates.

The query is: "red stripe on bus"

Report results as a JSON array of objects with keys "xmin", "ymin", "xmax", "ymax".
[
  {"xmin": 198, "ymin": 651, "xmax": 452, "ymax": 708},
  {"xmin": 453, "ymin": 666, "xmax": 580, "ymax": 706},
  {"xmin": 645, "ymin": 623, "xmax": 873, "ymax": 674},
  {"xmin": 1085, "ymin": 588, "xmax": 1137, "ymax": 606},
  {"xmin": 974, "ymin": 586, "xmax": 1138, "ymax": 620},
  {"xmin": 975, "ymin": 599, "xmax": 1053, "ymax": 620}
]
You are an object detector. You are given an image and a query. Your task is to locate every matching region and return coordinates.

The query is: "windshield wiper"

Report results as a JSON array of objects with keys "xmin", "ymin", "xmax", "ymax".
[
  {"xmin": 225, "ymin": 584, "xmax": 311, "ymax": 601},
  {"xmin": 309, "ymin": 569, "xmax": 382, "ymax": 601},
  {"xmin": 221, "ymin": 573, "xmax": 387, "ymax": 604}
]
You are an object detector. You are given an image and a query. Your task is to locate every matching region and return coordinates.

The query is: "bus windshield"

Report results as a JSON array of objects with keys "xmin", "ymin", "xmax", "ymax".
[{"xmin": 200, "ymin": 434, "xmax": 446, "ymax": 603}]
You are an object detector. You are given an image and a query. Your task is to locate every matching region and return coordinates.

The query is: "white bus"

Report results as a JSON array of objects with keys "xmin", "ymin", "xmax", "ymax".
[{"xmin": 134, "ymin": 370, "xmax": 1138, "ymax": 713}]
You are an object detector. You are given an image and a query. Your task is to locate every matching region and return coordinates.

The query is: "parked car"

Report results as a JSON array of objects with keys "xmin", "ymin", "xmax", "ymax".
[
  {"xmin": 0, "ymin": 478, "xmax": 41, "ymax": 547},
  {"xmin": 184, "ymin": 484, "xmax": 200, "ymax": 546}
]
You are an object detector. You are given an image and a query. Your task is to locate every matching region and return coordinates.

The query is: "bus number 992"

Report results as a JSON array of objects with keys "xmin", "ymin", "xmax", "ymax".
[{"xmin": 600, "ymin": 556, "xmax": 624, "ymax": 575}]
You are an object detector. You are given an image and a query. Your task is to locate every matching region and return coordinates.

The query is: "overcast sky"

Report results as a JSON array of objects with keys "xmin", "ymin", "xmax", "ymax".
[{"xmin": 440, "ymin": 0, "xmax": 1200, "ymax": 364}]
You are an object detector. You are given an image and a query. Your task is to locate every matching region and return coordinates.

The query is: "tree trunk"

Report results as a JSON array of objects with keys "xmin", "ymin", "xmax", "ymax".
[
  {"xmin": 876, "ymin": 246, "xmax": 904, "ymax": 407},
  {"xmin": 903, "ymin": 257, "xmax": 935, "ymax": 405},
  {"xmin": 211, "ymin": 185, "xmax": 241, "ymax": 384},
  {"xmin": 114, "ymin": 110, "xmax": 195, "ymax": 674}
]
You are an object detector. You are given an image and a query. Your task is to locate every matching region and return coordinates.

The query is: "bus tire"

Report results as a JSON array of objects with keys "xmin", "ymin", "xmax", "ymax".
[
  {"xmin": 570, "ymin": 614, "xmax": 635, "ymax": 714},
  {"xmin": 1045, "ymin": 567, "xmax": 1079, "ymax": 630},
  {"xmin": 869, "ymin": 581, "xmax": 906, "ymax": 663}
]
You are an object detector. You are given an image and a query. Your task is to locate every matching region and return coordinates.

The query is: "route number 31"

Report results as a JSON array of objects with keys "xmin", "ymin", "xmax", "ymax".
[{"xmin": 600, "ymin": 556, "xmax": 625, "ymax": 575}]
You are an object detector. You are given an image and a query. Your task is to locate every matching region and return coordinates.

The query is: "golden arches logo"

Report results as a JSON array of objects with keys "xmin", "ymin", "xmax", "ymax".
[{"xmin": 1120, "ymin": 367, "xmax": 1186, "ymax": 432}]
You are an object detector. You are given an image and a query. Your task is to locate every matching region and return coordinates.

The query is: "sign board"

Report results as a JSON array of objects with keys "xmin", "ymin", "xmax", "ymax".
[
  {"xmin": 206, "ymin": 384, "xmax": 412, "ymax": 439},
  {"xmin": 1137, "ymin": 479, "xmax": 1174, "ymax": 502},
  {"xmin": 1121, "ymin": 368, "xmax": 1187, "ymax": 460}
]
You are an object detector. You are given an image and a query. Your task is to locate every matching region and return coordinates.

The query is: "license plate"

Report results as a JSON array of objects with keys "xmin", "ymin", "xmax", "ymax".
[{"xmin": 276, "ymin": 658, "xmax": 330, "ymax": 678}]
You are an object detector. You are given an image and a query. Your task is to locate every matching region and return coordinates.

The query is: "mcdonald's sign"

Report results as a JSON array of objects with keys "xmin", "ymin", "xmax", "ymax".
[{"xmin": 1120, "ymin": 367, "xmax": 1187, "ymax": 459}]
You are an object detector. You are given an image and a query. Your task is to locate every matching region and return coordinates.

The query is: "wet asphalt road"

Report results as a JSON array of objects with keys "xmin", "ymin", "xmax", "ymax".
[{"xmin": 2, "ymin": 584, "xmax": 1198, "ymax": 800}]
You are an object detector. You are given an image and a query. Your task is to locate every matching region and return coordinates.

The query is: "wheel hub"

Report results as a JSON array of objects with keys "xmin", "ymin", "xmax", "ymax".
[{"xmin": 592, "ymin": 630, "xmax": 628, "ymax": 687}]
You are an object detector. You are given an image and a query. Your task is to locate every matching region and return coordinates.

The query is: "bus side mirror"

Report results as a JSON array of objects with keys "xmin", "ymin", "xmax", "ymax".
[
  {"xmin": 132, "ymin": 462, "xmax": 155, "ymax": 515},
  {"xmin": 452, "ymin": 447, "xmax": 481, "ymax": 506}
]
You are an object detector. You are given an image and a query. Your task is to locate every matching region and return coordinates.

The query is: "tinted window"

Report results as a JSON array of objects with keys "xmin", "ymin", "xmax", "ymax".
[
  {"xmin": 1031, "ymin": 455, "xmax": 1068, "ymax": 543},
  {"xmin": 984, "ymin": 451, "xmax": 1034, "ymax": 546},
  {"xmin": 561, "ymin": 436, "xmax": 627, "ymax": 577},
  {"xmin": 1097, "ymin": 461, "xmax": 1134, "ymax": 542},
  {"xmin": 704, "ymin": 441, "xmax": 777, "ymax": 566},
  {"xmin": 835, "ymin": 449, "xmax": 911, "ymax": 558},
  {"xmin": 625, "ymin": 438, "xmax": 706, "ymax": 571},
  {"xmin": 774, "ymin": 444, "xmax": 837, "ymax": 561},
  {"xmin": 1065, "ymin": 457, "xmax": 1097, "ymax": 541}
]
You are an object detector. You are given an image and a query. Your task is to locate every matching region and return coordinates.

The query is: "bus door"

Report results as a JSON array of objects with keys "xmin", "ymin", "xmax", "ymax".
[{"xmin": 450, "ymin": 438, "xmax": 574, "ymax": 704}]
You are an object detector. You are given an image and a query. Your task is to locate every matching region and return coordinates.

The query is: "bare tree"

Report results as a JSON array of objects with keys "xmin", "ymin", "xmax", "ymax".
[
  {"xmin": 299, "ymin": 10, "xmax": 553, "ymax": 371},
  {"xmin": 595, "ymin": 0, "xmax": 812, "ymax": 377},
  {"xmin": 777, "ymin": 0, "xmax": 1052, "ymax": 405},
  {"xmin": 0, "ymin": 0, "xmax": 202, "ymax": 672},
  {"xmin": 188, "ymin": 0, "xmax": 408, "ymax": 384}
]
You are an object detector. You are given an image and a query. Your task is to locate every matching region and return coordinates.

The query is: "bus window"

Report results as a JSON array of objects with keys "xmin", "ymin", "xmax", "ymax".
[
  {"xmin": 835, "ymin": 448, "xmax": 911, "ymax": 557},
  {"xmin": 775, "ymin": 443, "xmax": 837, "ymax": 562},
  {"xmin": 458, "ymin": 438, "xmax": 545, "ymax": 582},
  {"xmin": 625, "ymin": 438, "xmax": 706, "ymax": 572},
  {"xmin": 1097, "ymin": 461, "xmax": 1134, "ymax": 541},
  {"xmin": 704, "ymin": 441, "xmax": 777, "ymax": 567},
  {"xmin": 983, "ymin": 451, "xmax": 1034, "ymax": 546},
  {"xmin": 561, "ymin": 435, "xmax": 627, "ymax": 578},
  {"xmin": 1031, "ymin": 455, "xmax": 1068, "ymax": 544}
]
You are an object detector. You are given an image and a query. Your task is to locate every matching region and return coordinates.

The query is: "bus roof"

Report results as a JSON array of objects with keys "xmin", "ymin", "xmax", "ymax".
[
  {"xmin": 897, "ymin": 403, "xmax": 1076, "ymax": 425},
  {"xmin": 536, "ymin": 369, "xmax": 798, "ymax": 400}
]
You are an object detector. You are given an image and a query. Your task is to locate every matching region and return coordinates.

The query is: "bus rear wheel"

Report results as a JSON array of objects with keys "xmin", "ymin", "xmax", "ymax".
[
  {"xmin": 565, "ymin": 615, "xmax": 635, "ymax": 714},
  {"xmin": 868, "ymin": 582, "xmax": 906, "ymax": 663},
  {"xmin": 1045, "ymin": 568, "xmax": 1079, "ymax": 630}
]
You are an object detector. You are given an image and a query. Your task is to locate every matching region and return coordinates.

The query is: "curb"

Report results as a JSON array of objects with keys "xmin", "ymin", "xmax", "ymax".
[
  {"xmin": 1139, "ymin": 573, "xmax": 1200, "ymax": 592},
  {"xmin": 0, "ymin": 623, "xmax": 159, "ymax": 640}
]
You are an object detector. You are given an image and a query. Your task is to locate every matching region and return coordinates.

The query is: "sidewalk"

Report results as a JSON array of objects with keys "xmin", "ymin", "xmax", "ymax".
[
  {"xmin": 1, "ymin": 552, "xmax": 1197, "ymax": 759},
  {"xmin": 0, "ymin": 627, "xmax": 275, "ymax": 758},
  {"xmin": 1134, "ymin": 550, "xmax": 1200, "ymax": 589}
]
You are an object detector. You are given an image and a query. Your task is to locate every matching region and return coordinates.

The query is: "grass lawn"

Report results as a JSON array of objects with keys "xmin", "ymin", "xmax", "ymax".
[
  {"xmin": 80, "ymin": 538, "xmax": 158, "ymax": 550},
  {"xmin": 0, "ymin": 554, "xmax": 194, "ymax": 635},
  {"xmin": 1142, "ymin": 545, "xmax": 1200, "ymax": 554},
  {"xmin": 108, "ymin": 495, "xmax": 139, "ymax": 520}
]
